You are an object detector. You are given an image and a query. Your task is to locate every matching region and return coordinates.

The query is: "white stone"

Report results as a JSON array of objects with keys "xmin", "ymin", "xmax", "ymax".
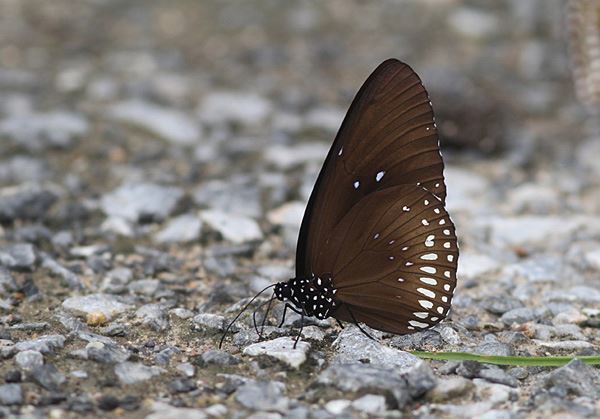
[
  {"xmin": 155, "ymin": 213, "xmax": 202, "ymax": 243},
  {"xmin": 243, "ymin": 337, "xmax": 310, "ymax": 369},
  {"xmin": 107, "ymin": 100, "xmax": 200, "ymax": 145},
  {"xmin": 267, "ymin": 201, "xmax": 305, "ymax": 229},
  {"xmin": 62, "ymin": 294, "xmax": 133, "ymax": 320},
  {"xmin": 584, "ymin": 248, "xmax": 600, "ymax": 270},
  {"xmin": 351, "ymin": 394, "xmax": 387, "ymax": 414},
  {"xmin": 325, "ymin": 399, "xmax": 351, "ymax": 415},
  {"xmin": 199, "ymin": 91, "xmax": 271, "ymax": 125},
  {"xmin": 200, "ymin": 210, "xmax": 262, "ymax": 244},
  {"xmin": 457, "ymin": 252, "xmax": 501, "ymax": 281}
]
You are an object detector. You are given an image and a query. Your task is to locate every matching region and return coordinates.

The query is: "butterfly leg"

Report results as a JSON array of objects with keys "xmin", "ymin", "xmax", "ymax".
[
  {"xmin": 278, "ymin": 303, "xmax": 303, "ymax": 328},
  {"xmin": 335, "ymin": 319, "xmax": 345, "ymax": 329},
  {"xmin": 293, "ymin": 309, "xmax": 305, "ymax": 350},
  {"xmin": 258, "ymin": 295, "xmax": 275, "ymax": 339}
]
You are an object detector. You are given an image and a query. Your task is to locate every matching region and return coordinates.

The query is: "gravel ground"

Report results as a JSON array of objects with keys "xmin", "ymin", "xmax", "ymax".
[{"xmin": 1, "ymin": 1, "xmax": 599, "ymax": 418}]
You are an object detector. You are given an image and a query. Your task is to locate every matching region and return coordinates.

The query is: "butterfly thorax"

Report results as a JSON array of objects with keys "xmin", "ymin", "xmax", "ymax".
[{"xmin": 274, "ymin": 274, "xmax": 338, "ymax": 320}]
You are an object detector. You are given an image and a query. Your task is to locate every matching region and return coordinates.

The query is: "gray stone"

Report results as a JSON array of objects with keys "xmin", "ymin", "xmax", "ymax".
[
  {"xmin": 481, "ymin": 296, "xmax": 523, "ymax": 315},
  {"xmin": 317, "ymin": 361, "xmax": 436, "ymax": 409},
  {"xmin": 15, "ymin": 350, "xmax": 44, "ymax": 370},
  {"xmin": 155, "ymin": 346, "xmax": 181, "ymax": 365},
  {"xmin": 15, "ymin": 334, "xmax": 65, "ymax": 354},
  {"xmin": 473, "ymin": 341, "xmax": 514, "ymax": 357},
  {"xmin": 332, "ymin": 326, "xmax": 419, "ymax": 368},
  {"xmin": 0, "ymin": 156, "xmax": 49, "ymax": 183},
  {"xmin": 114, "ymin": 362, "xmax": 165, "ymax": 385},
  {"xmin": 427, "ymin": 376, "xmax": 474, "ymax": 402},
  {"xmin": 101, "ymin": 182, "xmax": 184, "ymax": 223},
  {"xmin": 147, "ymin": 403, "xmax": 207, "ymax": 419},
  {"xmin": 199, "ymin": 91, "xmax": 272, "ymax": 126},
  {"xmin": 542, "ymin": 359, "xmax": 600, "ymax": 398},
  {"xmin": 62, "ymin": 293, "xmax": 133, "ymax": 320},
  {"xmin": 40, "ymin": 253, "xmax": 82, "ymax": 289},
  {"xmin": 193, "ymin": 179, "xmax": 262, "ymax": 219},
  {"xmin": 107, "ymin": 100, "xmax": 200, "ymax": 145},
  {"xmin": 0, "ymin": 243, "xmax": 37, "ymax": 271},
  {"xmin": 155, "ymin": 213, "xmax": 202, "ymax": 243},
  {"xmin": 136, "ymin": 303, "xmax": 169, "ymax": 331},
  {"xmin": 458, "ymin": 252, "xmax": 501, "ymax": 281},
  {"xmin": 243, "ymin": 337, "xmax": 310, "ymax": 369},
  {"xmin": 30, "ymin": 364, "xmax": 66, "ymax": 390},
  {"xmin": 504, "ymin": 256, "xmax": 577, "ymax": 283},
  {"xmin": 86, "ymin": 342, "xmax": 130, "ymax": 364},
  {"xmin": 544, "ymin": 286, "xmax": 600, "ymax": 304},
  {"xmin": 235, "ymin": 380, "xmax": 288, "ymax": 412},
  {"xmin": 176, "ymin": 362, "xmax": 195, "ymax": 377},
  {"xmin": 199, "ymin": 350, "xmax": 240, "ymax": 366},
  {"xmin": 0, "ymin": 111, "xmax": 88, "ymax": 150},
  {"xmin": 193, "ymin": 313, "xmax": 227, "ymax": 331},
  {"xmin": 0, "ymin": 267, "xmax": 16, "ymax": 295},
  {"xmin": 479, "ymin": 366, "xmax": 519, "ymax": 388},
  {"xmin": 128, "ymin": 279, "xmax": 161, "ymax": 296},
  {"xmin": 351, "ymin": 394, "xmax": 387, "ymax": 414},
  {"xmin": 500, "ymin": 307, "xmax": 538, "ymax": 325},
  {"xmin": 100, "ymin": 267, "xmax": 133, "ymax": 293},
  {"xmin": 200, "ymin": 210, "xmax": 263, "ymax": 244},
  {"xmin": 0, "ymin": 384, "xmax": 22, "ymax": 406}
]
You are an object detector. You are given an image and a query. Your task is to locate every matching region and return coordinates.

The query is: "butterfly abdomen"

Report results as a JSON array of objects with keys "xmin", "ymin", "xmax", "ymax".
[{"xmin": 274, "ymin": 274, "xmax": 338, "ymax": 320}]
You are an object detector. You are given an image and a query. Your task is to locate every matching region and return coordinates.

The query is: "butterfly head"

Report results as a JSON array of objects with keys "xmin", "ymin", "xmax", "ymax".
[{"xmin": 274, "ymin": 281, "xmax": 292, "ymax": 301}]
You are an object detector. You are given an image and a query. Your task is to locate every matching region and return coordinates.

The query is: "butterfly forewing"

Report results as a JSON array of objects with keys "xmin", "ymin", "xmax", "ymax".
[
  {"xmin": 295, "ymin": 59, "xmax": 458, "ymax": 335},
  {"xmin": 296, "ymin": 59, "xmax": 447, "ymax": 280}
]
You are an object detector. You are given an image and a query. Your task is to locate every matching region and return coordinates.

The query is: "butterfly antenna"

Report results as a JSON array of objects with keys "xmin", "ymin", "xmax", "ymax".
[
  {"xmin": 252, "ymin": 296, "xmax": 275, "ymax": 337},
  {"xmin": 219, "ymin": 284, "xmax": 276, "ymax": 349}
]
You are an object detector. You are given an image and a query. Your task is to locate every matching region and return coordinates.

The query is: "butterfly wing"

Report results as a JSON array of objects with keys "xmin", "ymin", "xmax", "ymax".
[
  {"xmin": 296, "ymin": 59, "xmax": 447, "ymax": 279},
  {"xmin": 319, "ymin": 184, "xmax": 458, "ymax": 333}
]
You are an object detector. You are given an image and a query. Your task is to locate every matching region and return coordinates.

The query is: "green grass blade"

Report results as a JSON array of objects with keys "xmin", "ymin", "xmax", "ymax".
[{"xmin": 411, "ymin": 351, "xmax": 600, "ymax": 367}]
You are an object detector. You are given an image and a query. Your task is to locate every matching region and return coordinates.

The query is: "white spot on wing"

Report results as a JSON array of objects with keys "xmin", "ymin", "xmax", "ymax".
[
  {"xmin": 425, "ymin": 235, "xmax": 435, "ymax": 247},
  {"xmin": 419, "ymin": 300, "xmax": 433, "ymax": 309},
  {"xmin": 409, "ymin": 320, "xmax": 429, "ymax": 328},
  {"xmin": 437, "ymin": 306, "xmax": 444, "ymax": 314},
  {"xmin": 417, "ymin": 288, "xmax": 436, "ymax": 298},
  {"xmin": 375, "ymin": 171, "xmax": 385, "ymax": 182},
  {"xmin": 421, "ymin": 219, "xmax": 430, "ymax": 226},
  {"xmin": 421, "ymin": 253, "xmax": 438, "ymax": 261},
  {"xmin": 420, "ymin": 277, "xmax": 437, "ymax": 285},
  {"xmin": 420, "ymin": 266, "xmax": 436, "ymax": 274},
  {"xmin": 353, "ymin": 180, "xmax": 360, "ymax": 189},
  {"xmin": 414, "ymin": 312, "xmax": 429, "ymax": 319}
]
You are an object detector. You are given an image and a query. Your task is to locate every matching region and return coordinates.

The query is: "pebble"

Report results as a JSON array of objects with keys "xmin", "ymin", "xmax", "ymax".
[
  {"xmin": 234, "ymin": 380, "xmax": 288, "ymax": 412},
  {"xmin": 15, "ymin": 350, "xmax": 44, "ymax": 370},
  {"xmin": 107, "ymin": 100, "xmax": 201, "ymax": 145},
  {"xmin": 243, "ymin": 337, "xmax": 310, "ymax": 369},
  {"xmin": 176, "ymin": 362, "xmax": 195, "ymax": 377},
  {"xmin": 198, "ymin": 350, "xmax": 240, "ymax": 366},
  {"xmin": 147, "ymin": 403, "xmax": 208, "ymax": 419},
  {"xmin": 114, "ymin": 362, "xmax": 165, "ymax": 385},
  {"xmin": 40, "ymin": 254, "xmax": 82, "ymax": 289},
  {"xmin": 0, "ymin": 383, "xmax": 22, "ymax": 406},
  {"xmin": 0, "ymin": 111, "xmax": 88, "ymax": 150},
  {"xmin": 500, "ymin": 307, "xmax": 539, "ymax": 325},
  {"xmin": 542, "ymin": 359, "xmax": 599, "ymax": 398},
  {"xmin": 317, "ymin": 361, "xmax": 436, "ymax": 408},
  {"xmin": 15, "ymin": 335, "xmax": 65, "ymax": 354},
  {"xmin": 193, "ymin": 313, "xmax": 227, "ymax": 331},
  {"xmin": 482, "ymin": 296, "xmax": 523, "ymax": 315},
  {"xmin": 504, "ymin": 255, "xmax": 577, "ymax": 283},
  {"xmin": 0, "ymin": 184, "xmax": 59, "ymax": 223},
  {"xmin": 543, "ymin": 286, "xmax": 600, "ymax": 304},
  {"xmin": 0, "ymin": 267, "xmax": 16, "ymax": 294},
  {"xmin": 62, "ymin": 294, "xmax": 133, "ymax": 321},
  {"xmin": 85, "ymin": 342, "xmax": 130, "ymax": 364},
  {"xmin": 351, "ymin": 394, "xmax": 387, "ymax": 414},
  {"xmin": 200, "ymin": 210, "xmax": 263, "ymax": 244},
  {"xmin": 0, "ymin": 243, "xmax": 37, "ymax": 271},
  {"xmin": 155, "ymin": 213, "xmax": 202, "ymax": 243},
  {"xmin": 266, "ymin": 201, "xmax": 305, "ymax": 228},
  {"xmin": 427, "ymin": 376, "xmax": 474, "ymax": 402},
  {"xmin": 533, "ymin": 339, "xmax": 594, "ymax": 351},
  {"xmin": 128, "ymin": 279, "xmax": 161, "ymax": 296},
  {"xmin": 100, "ymin": 267, "xmax": 133, "ymax": 293},
  {"xmin": 473, "ymin": 341, "xmax": 514, "ymax": 357},
  {"xmin": 332, "ymin": 327, "xmax": 420, "ymax": 368},
  {"xmin": 101, "ymin": 182, "xmax": 184, "ymax": 223},
  {"xmin": 0, "ymin": 156, "xmax": 49, "ymax": 183},
  {"xmin": 457, "ymin": 252, "xmax": 501, "ymax": 281},
  {"xmin": 199, "ymin": 91, "xmax": 272, "ymax": 126},
  {"xmin": 30, "ymin": 364, "xmax": 66, "ymax": 390},
  {"xmin": 136, "ymin": 303, "xmax": 169, "ymax": 331},
  {"xmin": 193, "ymin": 179, "xmax": 262, "ymax": 219}
]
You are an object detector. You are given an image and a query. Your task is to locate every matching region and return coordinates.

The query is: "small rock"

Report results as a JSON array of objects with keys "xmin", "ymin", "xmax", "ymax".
[
  {"xmin": 114, "ymin": 362, "xmax": 165, "ymax": 385},
  {"xmin": 100, "ymin": 267, "xmax": 133, "ymax": 293},
  {"xmin": 199, "ymin": 91, "xmax": 272, "ymax": 126},
  {"xmin": 458, "ymin": 252, "xmax": 501, "ymax": 281},
  {"xmin": 169, "ymin": 378, "xmax": 197, "ymax": 393},
  {"xmin": 15, "ymin": 350, "xmax": 44, "ymax": 370},
  {"xmin": 147, "ymin": 403, "xmax": 208, "ymax": 419},
  {"xmin": 0, "ymin": 383, "xmax": 22, "ymax": 405},
  {"xmin": 155, "ymin": 346, "xmax": 181, "ymax": 365},
  {"xmin": 198, "ymin": 350, "xmax": 240, "ymax": 366},
  {"xmin": 235, "ymin": 380, "xmax": 288, "ymax": 412},
  {"xmin": 170, "ymin": 308, "xmax": 195, "ymax": 319},
  {"xmin": 15, "ymin": 335, "xmax": 65, "ymax": 354},
  {"xmin": 30, "ymin": 364, "xmax": 66, "ymax": 391},
  {"xmin": 155, "ymin": 213, "xmax": 202, "ymax": 243},
  {"xmin": 544, "ymin": 286, "xmax": 600, "ymax": 304},
  {"xmin": 200, "ymin": 210, "xmax": 263, "ymax": 244},
  {"xmin": 0, "ymin": 267, "xmax": 16, "ymax": 295},
  {"xmin": 107, "ymin": 100, "xmax": 200, "ymax": 145},
  {"xmin": 266, "ymin": 201, "xmax": 305, "ymax": 228},
  {"xmin": 62, "ymin": 294, "xmax": 133, "ymax": 321},
  {"xmin": 0, "ymin": 184, "xmax": 58, "ymax": 223},
  {"xmin": 500, "ymin": 307, "xmax": 538, "ymax": 325},
  {"xmin": 0, "ymin": 243, "xmax": 37, "ymax": 271},
  {"xmin": 439, "ymin": 326, "xmax": 461, "ymax": 345},
  {"xmin": 40, "ymin": 254, "xmax": 82, "ymax": 288},
  {"xmin": 479, "ymin": 366, "xmax": 519, "ymax": 387},
  {"xmin": 533, "ymin": 340, "xmax": 593, "ymax": 351},
  {"xmin": 243, "ymin": 337, "xmax": 309, "ymax": 369},
  {"xmin": 351, "ymin": 394, "xmax": 387, "ymax": 414},
  {"xmin": 300, "ymin": 326, "xmax": 325, "ymax": 341},
  {"xmin": 101, "ymin": 182, "xmax": 184, "ymax": 223},
  {"xmin": 128, "ymin": 279, "xmax": 161, "ymax": 296},
  {"xmin": 542, "ymin": 359, "xmax": 600, "ymax": 398},
  {"xmin": 86, "ymin": 342, "xmax": 130, "ymax": 364},
  {"xmin": 427, "ymin": 376, "xmax": 474, "ymax": 402},
  {"xmin": 0, "ymin": 111, "xmax": 88, "ymax": 150},
  {"xmin": 474, "ymin": 341, "xmax": 514, "ymax": 357},
  {"xmin": 332, "ymin": 326, "xmax": 420, "ymax": 368},
  {"xmin": 481, "ymin": 296, "xmax": 523, "ymax": 315},
  {"xmin": 136, "ymin": 303, "xmax": 169, "ymax": 331},
  {"xmin": 193, "ymin": 313, "xmax": 227, "ymax": 331},
  {"xmin": 324, "ymin": 399, "xmax": 350, "ymax": 415},
  {"xmin": 176, "ymin": 362, "xmax": 195, "ymax": 377},
  {"xmin": 193, "ymin": 179, "xmax": 262, "ymax": 219}
]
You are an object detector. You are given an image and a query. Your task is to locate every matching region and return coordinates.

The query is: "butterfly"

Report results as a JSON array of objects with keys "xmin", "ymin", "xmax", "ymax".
[{"xmin": 220, "ymin": 59, "xmax": 458, "ymax": 347}]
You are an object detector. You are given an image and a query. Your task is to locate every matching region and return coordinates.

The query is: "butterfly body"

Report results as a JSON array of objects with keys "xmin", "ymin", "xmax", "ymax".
[{"xmin": 274, "ymin": 274, "xmax": 338, "ymax": 320}]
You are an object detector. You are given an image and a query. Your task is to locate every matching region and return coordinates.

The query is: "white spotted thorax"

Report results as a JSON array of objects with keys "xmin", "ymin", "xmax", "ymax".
[{"xmin": 274, "ymin": 274, "xmax": 338, "ymax": 320}]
